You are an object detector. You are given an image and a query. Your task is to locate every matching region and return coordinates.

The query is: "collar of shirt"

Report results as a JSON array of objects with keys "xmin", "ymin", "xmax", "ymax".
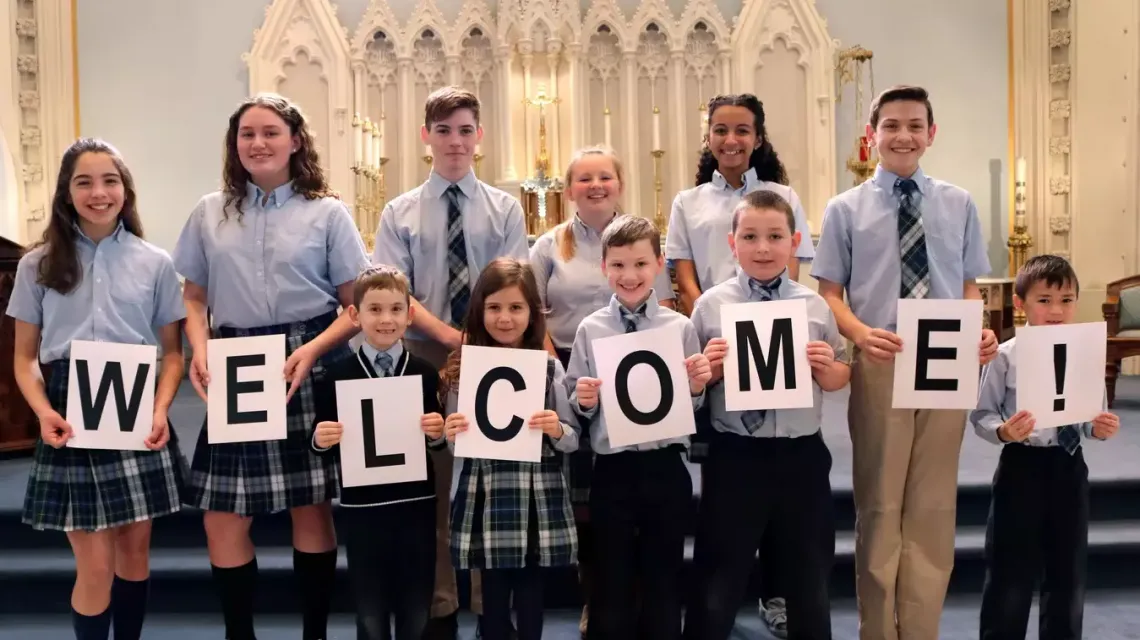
[
  {"xmin": 735, "ymin": 267, "xmax": 789, "ymax": 301},
  {"xmin": 711, "ymin": 167, "xmax": 759, "ymax": 195},
  {"xmin": 607, "ymin": 289, "xmax": 660, "ymax": 321},
  {"xmin": 245, "ymin": 181, "xmax": 296, "ymax": 209},
  {"xmin": 72, "ymin": 220, "xmax": 126, "ymax": 247},
  {"xmin": 360, "ymin": 340, "xmax": 405, "ymax": 374},
  {"xmin": 572, "ymin": 212, "xmax": 617, "ymax": 242},
  {"xmin": 872, "ymin": 165, "xmax": 927, "ymax": 196},
  {"xmin": 424, "ymin": 169, "xmax": 477, "ymax": 200}
]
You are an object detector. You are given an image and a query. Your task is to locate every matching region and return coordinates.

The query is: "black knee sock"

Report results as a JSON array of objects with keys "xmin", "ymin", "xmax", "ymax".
[
  {"xmin": 211, "ymin": 559, "xmax": 258, "ymax": 640},
  {"xmin": 71, "ymin": 605, "xmax": 111, "ymax": 640},
  {"xmin": 110, "ymin": 576, "xmax": 149, "ymax": 640},
  {"xmin": 294, "ymin": 548, "xmax": 337, "ymax": 640}
]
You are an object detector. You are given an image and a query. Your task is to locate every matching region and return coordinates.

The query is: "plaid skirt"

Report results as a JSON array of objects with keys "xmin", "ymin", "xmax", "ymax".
[
  {"xmin": 185, "ymin": 310, "xmax": 348, "ymax": 516},
  {"xmin": 22, "ymin": 360, "xmax": 187, "ymax": 532}
]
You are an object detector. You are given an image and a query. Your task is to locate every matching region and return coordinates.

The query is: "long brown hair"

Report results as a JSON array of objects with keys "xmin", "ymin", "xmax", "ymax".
[
  {"xmin": 440, "ymin": 258, "xmax": 547, "ymax": 399},
  {"xmin": 222, "ymin": 93, "xmax": 334, "ymax": 222},
  {"xmin": 695, "ymin": 94, "xmax": 788, "ymax": 187},
  {"xmin": 31, "ymin": 138, "xmax": 144, "ymax": 294},
  {"xmin": 556, "ymin": 145, "xmax": 625, "ymax": 262}
]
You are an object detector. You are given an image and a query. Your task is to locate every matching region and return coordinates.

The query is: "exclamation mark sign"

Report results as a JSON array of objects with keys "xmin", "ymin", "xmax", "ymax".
[{"xmin": 1053, "ymin": 343, "xmax": 1067, "ymax": 411}]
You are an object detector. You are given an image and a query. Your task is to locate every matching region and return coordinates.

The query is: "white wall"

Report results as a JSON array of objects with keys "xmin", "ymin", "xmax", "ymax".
[{"xmin": 78, "ymin": 0, "xmax": 1008, "ymax": 274}]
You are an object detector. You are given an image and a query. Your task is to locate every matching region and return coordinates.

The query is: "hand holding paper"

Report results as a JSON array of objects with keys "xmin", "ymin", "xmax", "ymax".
[
  {"xmin": 576, "ymin": 377, "xmax": 602, "ymax": 409},
  {"xmin": 979, "ymin": 329, "xmax": 999, "ymax": 364},
  {"xmin": 998, "ymin": 410, "xmax": 1035, "ymax": 443},
  {"xmin": 528, "ymin": 410, "xmax": 563, "ymax": 439},
  {"xmin": 686, "ymin": 353, "xmax": 712, "ymax": 394},
  {"xmin": 806, "ymin": 341, "xmax": 835, "ymax": 371},
  {"xmin": 421, "ymin": 413, "xmax": 444, "ymax": 440},
  {"xmin": 445, "ymin": 413, "xmax": 470, "ymax": 442},
  {"xmin": 315, "ymin": 421, "xmax": 344, "ymax": 449},
  {"xmin": 858, "ymin": 326, "xmax": 903, "ymax": 362},
  {"xmin": 1092, "ymin": 412, "xmax": 1120, "ymax": 440},
  {"xmin": 703, "ymin": 338, "xmax": 728, "ymax": 382}
]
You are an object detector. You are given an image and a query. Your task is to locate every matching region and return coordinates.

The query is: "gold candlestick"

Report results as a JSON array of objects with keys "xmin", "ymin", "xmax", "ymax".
[
  {"xmin": 1008, "ymin": 172, "xmax": 1033, "ymax": 326},
  {"xmin": 473, "ymin": 152, "xmax": 484, "ymax": 178},
  {"xmin": 651, "ymin": 149, "xmax": 666, "ymax": 233}
]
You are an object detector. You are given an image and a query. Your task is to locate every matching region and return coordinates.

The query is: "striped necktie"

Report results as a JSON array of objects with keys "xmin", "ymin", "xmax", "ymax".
[
  {"xmin": 896, "ymin": 178, "xmax": 931, "ymax": 299},
  {"xmin": 445, "ymin": 184, "xmax": 471, "ymax": 327},
  {"xmin": 374, "ymin": 351, "xmax": 393, "ymax": 378},
  {"xmin": 620, "ymin": 304, "xmax": 646, "ymax": 333},
  {"xmin": 741, "ymin": 277, "xmax": 782, "ymax": 434},
  {"xmin": 1057, "ymin": 423, "xmax": 1081, "ymax": 455}
]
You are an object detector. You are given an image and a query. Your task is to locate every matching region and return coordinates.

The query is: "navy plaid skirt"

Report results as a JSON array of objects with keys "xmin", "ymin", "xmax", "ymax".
[
  {"xmin": 185, "ymin": 310, "xmax": 349, "ymax": 515},
  {"xmin": 22, "ymin": 360, "xmax": 187, "ymax": 532}
]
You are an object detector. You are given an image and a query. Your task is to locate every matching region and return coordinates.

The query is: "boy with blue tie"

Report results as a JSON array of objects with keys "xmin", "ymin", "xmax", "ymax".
[
  {"xmin": 812, "ymin": 85, "xmax": 999, "ymax": 639},
  {"xmin": 971, "ymin": 255, "xmax": 1119, "ymax": 639},
  {"xmin": 684, "ymin": 190, "xmax": 849, "ymax": 640},
  {"xmin": 373, "ymin": 86, "xmax": 528, "ymax": 639}
]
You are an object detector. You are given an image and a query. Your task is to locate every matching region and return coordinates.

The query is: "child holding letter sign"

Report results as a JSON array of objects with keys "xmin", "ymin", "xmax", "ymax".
[
  {"xmin": 970, "ymin": 255, "xmax": 1119, "ymax": 639},
  {"xmin": 7, "ymin": 139, "xmax": 188, "ymax": 640},
  {"xmin": 307, "ymin": 266, "xmax": 446, "ymax": 640},
  {"xmin": 440, "ymin": 259, "xmax": 579, "ymax": 640},
  {"xmin": 567, "ymin": 215, "xmax": 711, "ymax": 640},
  {"xmin": 811, "ymin": 85, "xmax": 998, "ymax": 638},
  {"xmin": 173, "ymin": 94, "xmax": 371, "ymax": 640},
  {"xmin": 684, "ymin": 190, "xmax": 849, "ymax": 640}
]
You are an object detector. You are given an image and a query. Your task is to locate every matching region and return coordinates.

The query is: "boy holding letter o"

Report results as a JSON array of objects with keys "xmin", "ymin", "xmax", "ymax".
[
  {"xmin": 811, "ymin": 85, "xmax": 998, "ymax": 638},
  {"xmin": 566, "ymin": 215, "xmax": 711, "ymax": 639},
  {"xmin": 683, "ymin": 190, "xmax": 850, "ymax": 640},
  {"xmin": 970, "ymin": 255, "xmax": 1119, "ymax": 639}
]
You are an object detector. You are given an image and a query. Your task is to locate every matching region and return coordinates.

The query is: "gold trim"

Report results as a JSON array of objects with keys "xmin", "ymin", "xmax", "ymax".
[
  {"xmin": 71, "ymin": 0, "xmax": 80, "ymax": 137},
  {"xmin": 1007, "ymin": 0, "xmax": 1016, "ymax": 275}
]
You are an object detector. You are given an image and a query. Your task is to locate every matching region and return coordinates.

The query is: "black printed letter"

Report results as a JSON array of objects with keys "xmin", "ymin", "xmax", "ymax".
[
  {"xmin": 736, "ymin": 318, "xmax": 795, "ymax": 391},
  {"xmin": 915, "ymin": 319, "xmax": 960, "ymax": 391},
  {"xmin": 75, "ymin": 360, "xmax": 151, "ymax": 431},
  {"xmin": 360, "ymin": 398, "xmax": 405, "ymax": 468},
  {"xmin": 475, "ymin": 366, "xmax": 526, "ymax": 442},
  {"xmin": 614, "ymin": 350, "xmax": 673, "ymax": 425},
  {"xmin": 226, "ymin": 354, "xmax": 268, "ymax": 424}
]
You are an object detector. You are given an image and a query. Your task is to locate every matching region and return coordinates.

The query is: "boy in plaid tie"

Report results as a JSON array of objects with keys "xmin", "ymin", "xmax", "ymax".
[
  {"xmin": 970, "ymin": 255, "xmax": 1119, "ymax": 639},
  {"xmin": 812, "ymin": 85, "xmax": 999, "ymax": 639},
  {"xmin": 684, "ymin": 190, "xmax": 850, "ymax": 640}
]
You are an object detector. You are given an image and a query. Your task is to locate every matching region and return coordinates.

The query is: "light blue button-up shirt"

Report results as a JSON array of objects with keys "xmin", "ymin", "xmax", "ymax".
[
  {"xmin": 691, "ymin": 268, "xmax": 848, "ymax": 438},
  {"xmin": 372, "ymin": 170, "xmax": 529, "ymax": 341},
  {"xmin": 970, "ymin": 336, "xmax": 1104, "ymax": 447},
  {"xmin": 566, "ymin": 289, "xmax": 705, "ymax": 455},
  {"xmin": 530, "ymin": 214, "xmax": 675, "ymax": 350},
  {"xmin": 7, "ymin": 223, "xmax": 187, "ymax": 362},
  {"xmin": 811, "ymin": 165, "xmax": 992, "ymax": 332},
  {"xmin": 665, "ymin": 167, "xmax": 815, "ymax": 292},
  {"xmin": 360, "ymin": 340, "xmax": 405, "ymax": 376},
  {"xmin": 172, "ymin": 182, "xmax": 370, "ymax": 329}
]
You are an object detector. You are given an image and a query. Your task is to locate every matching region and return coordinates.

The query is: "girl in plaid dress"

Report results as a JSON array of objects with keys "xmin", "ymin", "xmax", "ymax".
[
  {"xmin": 172, "ymin": 94, "xmax": 371, "ymax": 640},
  {"xmin": 6, "ymin": 138, "xmax": 188, "ymax": 640},
  {"xmin": 441, "ymin": 258, "xmax": 579, "ymax": 640}
]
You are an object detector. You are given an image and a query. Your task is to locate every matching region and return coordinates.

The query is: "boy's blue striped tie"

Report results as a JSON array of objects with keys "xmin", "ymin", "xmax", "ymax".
[
  {"xmin": 1057, "ymin": 423, "xmax": 1081, "ymax": 455},
  {"xmin": 742, "ymin": 277, "xmax": 781, "ymax": 434},
  {"xmin": 445, "ymin": 185, "xmax": 470, "ymax": 328},
  {"xmin": 896, "ymin": 178, "xmax": 931, "ymax": 299},
  {"xmin": 374, "ymin": 352, "xmax": 393, "ymax": 378}
]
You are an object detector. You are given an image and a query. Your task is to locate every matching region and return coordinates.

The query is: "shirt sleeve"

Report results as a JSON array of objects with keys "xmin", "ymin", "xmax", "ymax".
[
  {"xmin": 971, "ymin": 349, "xmax": 1010, "ymax": 446},
  {"xmin": 654, "ymin": 266, "xmax": 676, "ymax": 302},
  {"xmin": 810, "ymin": 198, "xmax": 852, "ymax": 287},
  {"xmin": 665, "ymin": 192, "xmax": 693, "ymax": 261},
  {"xmin": 529, "ymin": 233, "xmax": 555, "ymax": 308},
  {"xmin": 962, "ymin": 196, "xmax": 993, "ymax": 280},
  {"xmin": 373, "ymin": 202, "xmax": 414, "ymax": 289},
  {"xmin": 820, "ymin": 303, "xmax": 849, "ymax": 364},
  {"xmin": 690, "ymin": 295, "xmax": 710, "ymax": 348},
  {"xmin": 422, "ymin": 366, "xmax": 448, "ymax": 449},
  {"xmin": 326, "ymin": 201, "xmax": 371, "ymax": 287},
  {"xmin": 6, "ymin": 252, "xmax": 46, "ymax": 326},
  {"xmin": 681, "ymin": 319, "xmax": 706, "ymax": 410},
  {"xmin": 503, "ymin": 199, "xmax": 530, "ymax": 260},
  {"xmin": 788, "ymin": 188, "xmax": 815, "ymax": 260},
  {"xmin": 547, "ymin": 358, "xmax": 580, "ymax": 454},
  {"xmin": 152, "ymin": 254, "xmax": 188, "ymax": 328},
  {"xmin": 172, "ymin": 198, "xmax": 210, "ymax": 288},
  {"xmin": 566, "ymin": 323, "xmax": 598, "ymax": 418}
]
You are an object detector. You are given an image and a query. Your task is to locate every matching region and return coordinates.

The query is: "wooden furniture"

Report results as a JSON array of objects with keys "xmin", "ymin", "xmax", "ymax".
[
  {"xmin": 520, "ymin": 190, "xmax": 565, "ymax": 236},
  {"xmin": 976, "ymin": 277, "xmax": 1016, "ymax": 343},
  {"xmin": 1103, "ymin": 274, "xmax": 1140, "ymax": 407},
  {"xmin": 0, "ymin": 235, "xmax": 38, "ymax": 453}
]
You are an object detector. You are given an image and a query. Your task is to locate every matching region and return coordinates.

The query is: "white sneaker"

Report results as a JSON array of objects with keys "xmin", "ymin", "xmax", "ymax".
[{"xmin": 759, "ymin": 597, "xmax": 788, "ymax": 639}]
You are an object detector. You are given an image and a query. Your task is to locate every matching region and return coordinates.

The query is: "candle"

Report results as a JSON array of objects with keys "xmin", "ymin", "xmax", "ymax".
[
  {"xmin": 652, "ymin": 107, "xmax": 661, "ymax": 151},
  {"xmin": 700, "ymin": 109, "xmax": 709, "ymax": 138},
  {"xmin": 604, "ymin": 110, "xmax": 612, "ymax": 148},
  {"xmin": 372, "ymin": 132, "xmax": 380, "ymax": 170},
  {"xmin": 363, "ymin": 120, "xmax": 373, "ymax": 168},
  {"xmin": 1016, "ymin": 157, "xmax": 1027, "ymax": 184},
  {"xmin": 377, "ymin": 115, "xmax": 385, "ymax": 161},
  {"xmin": 425, "ymin": 144, "xmax": 432, "ymax": 160},
  {"xmin": 353, "ymin": 115, "xmax": 362, "ymax": 166},
  {"xmin": 475, "ymin": 144, "xmax": 482, "ymax": 157}
]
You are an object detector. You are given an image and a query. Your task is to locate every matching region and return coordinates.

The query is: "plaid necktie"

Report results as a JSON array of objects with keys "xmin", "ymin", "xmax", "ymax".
[
  {"xmin": 620, "ymin": 304, "xmax": 647, "ymax": 333},
  {"xmin": 1057, "ymin": 424, "xmax": 1081, "ymax": 455},
  {"xmin": 896, "ymin": 178, "xmax": 931, "ymax": 299},
  {"xmin": 445, "ymin": 185, "xmax": 471, "ymax": 327},
  {"xmin": 374, "ymin": 351, "xmax": 393, "ymax": 378},
  {"xmin": 742, "ymin": 277, "xmax": 781, "ymax": 434}
]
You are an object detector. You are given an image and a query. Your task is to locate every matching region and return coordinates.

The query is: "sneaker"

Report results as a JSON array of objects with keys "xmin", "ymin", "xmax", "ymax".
[
  {"xmin": 759, "ymin": 597, "xmax": 788, "ymax": 639},
  {"xmin": 579, "ymin": 603, "xmax": 589, "ymax": 638}
]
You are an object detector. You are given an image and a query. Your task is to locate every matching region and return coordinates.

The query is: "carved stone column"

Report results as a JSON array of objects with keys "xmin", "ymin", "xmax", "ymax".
[
  {"xmin": 352, "ymin": 61, "xmax": 366, "ymax": 116},
  {"xmin": 546, "ymin": 40, "xmax": 562, "ymax": 176},
  {"xmin": 496, "ymin": 46, "xmax": 518, "ymax": 181},
  {"xmin": 398, "ymin": 58, "xmax": 416, "ymax": 189},
  {"xmin": 446, "ymin": 54, "xmax": 461, "ymax": 86},
  {"xmin": 519, "ymin": 40, "xmax": 534, "ymax": 177},
  {"xmin": 565, "ymin": 43, "xmax": 583, "ymax": 153},
  {"xmin": 669, "ymin": 50, "xmax": 687, "ymax": 192},
  {"xmin": 717, "ymin": 48, "xmax": 732, "ymax": 93},
  {"xmin": 622, "ymin": 51, "xmax": 641, "ymax": 216}
]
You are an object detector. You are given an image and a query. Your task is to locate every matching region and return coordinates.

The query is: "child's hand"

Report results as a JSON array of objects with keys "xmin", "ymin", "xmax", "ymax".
[
  {"xmin": 704, "ymin": 338, "xmax": 728, "ymax": 382},
  {"xmin": 314, "ymin": 421, "xmax": 344, "ymax": 449},
  {"xmin": 421, "ymin": 413, "xmax": 444, "ymax": 440},
  {"xmin": 576, "ymin": 377, "xmax": 602, "ymax": 409},
  {"xmin": 39, "ymin": 411, "xmax": 74, "ymax": 449},
  {"xmin": 145, "ymin": 410, "xmax": 171, "ymax": 451},
  {"xmin": 857, "ymin": 326, "xmax": 903, "ymax": 362},
  {"xmin": 979, "ymin": 329, "xmax": 999, "ymax": 364},
  {"xmin": 529, "ymin": 410, "xmax": 564, "ymax": 439},
  {"xmin": 998, "ymin": 410, "xmax": 1035, "ymax": 443},
  {"xmin": 686, "ymin": 353, "xmax": 712, "ymax": 395},
  {"xmin": 445, "ymin": 413, "xmax": 469, "ymax": 442},
  {"xmin": 1091, "ymin": 412, "xmax": 1120, "ymax": 440},
  {"xmin": 806, "ymin": 340, "xmax": 835, "ymax": 371}
]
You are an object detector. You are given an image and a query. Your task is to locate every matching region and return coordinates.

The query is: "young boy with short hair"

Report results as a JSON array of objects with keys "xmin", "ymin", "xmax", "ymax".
[
  {"xmin": 811, "ymin": 84, "xmax": 999, "ymax": 638},
  {"xmin": 309, "ymin": 265, "xmax": 446, "ymax": 640},
  {"xmin": 971, "ymin": 254, "xmax": 1120, "ymax": 640},
  {"xmin": 566, "ymin": 215, "xmax": 711, "ymax": 640},
  {"xmin": 683, "ymin": 190, "xmax": 849, "ymax": 640}
]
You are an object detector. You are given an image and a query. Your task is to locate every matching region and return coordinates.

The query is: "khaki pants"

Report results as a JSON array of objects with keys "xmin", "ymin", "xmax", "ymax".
[
  {"xmin": 848, "ymin": 350, "xmax": 966, "ymax": 640},
  {"xmin": 406, "ymin": 339, "xmax": 482, "ymax": 618}
]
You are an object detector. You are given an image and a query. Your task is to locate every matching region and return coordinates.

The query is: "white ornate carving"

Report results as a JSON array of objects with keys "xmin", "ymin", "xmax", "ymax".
[
  {"xmin": 1049, "ymin": 214, "xmax": 1071, "ymax": 234},
  {"xmin": 1049, "ymin": 136, "xmax": 1071, "ymax": 155},
  {"xmin": 677, "ymin": 0, "xmax": 731, "ymax": 51},
  {"xmin": 636, "ymin": 24, "xmax": 670, "ymax": 79},
  {"xmin": 16, "ymin": 54, "xmax": 37, "ymax": 74},
  {"xmin": 406, "ymin": 0, "xmax": 451, "ymax": 59},
  {"xmin": 1050, "ymin": 176, "xmax": 1072, "ymax": 194},
  {"xmin": 1052, "ymin": 249, "xmax": 1070, "ymax": 261},
  {"xmin": 412, "ymin": 28, "xmax": 447, "ymax": 84},
  {"xmin": 28, "ymin": 207, "xmax": 45, "ymax": 222},
  {"xmin": 1050, "ymin": 99, "xmax": 1071, "ymax": 119},
  {"xmin": 684, "ymin": 20, "xmax": 720, "ymax": 78},
  {"xmin": 630, "ymin": 0, "xmax": 678, "ymax": 47},
  {"xmin": 586, "ymin": 25, "xmax": 622, "ymax": 80},
  {"xmin": 1049, "ymin": 0, "xmax": 1071, "ymax": 11},
  {"xmin": 351, "ymin": 0, "xmax": 403, "ymax": 58},
  {"xmin": 459, "ymin": 26, "xmax": 496, "ymax": 83},
  {"xmin": 15, "ymin": 18, "xmax": 36, "ymax": 37},
  {"xmin": 20, "ymin": 127, "xmax": 41, "ymax": 148},
  {"xmin": 1050, "ymin": 63, "xmax": 1071, "ymax": 83},
  {"xmin": 1049, "ymin": 28, "xmax": 1071, "ymax": 48},
  {"xmin": 21, "ymin": 164, "xmax": 42, "ymax": 183}
]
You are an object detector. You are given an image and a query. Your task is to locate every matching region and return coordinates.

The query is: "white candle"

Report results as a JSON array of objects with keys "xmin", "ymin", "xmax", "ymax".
[
  {"xmin": 475, "ymin": 144, "xmax": 482, "ymax": 156},
  {"xmin": 652, "ymin": 107, "xmax": 661, "ymax": 151},
  {"xmin": 372, "ymin": 133, "xmax": 380, "ymax": 170},
  {"xmin": 363, "ymin": 120, "xmax": 373, "ymax": 167},
  {"xmin": 604, "ymin": 110, "xmax": 612, "ymax": 148},
  {"xmin": 701, "ymin": 109, "xmax": 709, "ymax": 137},
  {"xmin": 1015, "ymin": 157, "xmax": 1026, "ymax": 184},
  {"xmin": 425, "ymin": 144, "xmax": 433, "ymax": 160},
  {"xmin": 378, "ymin": 115, "xmax": 386, "ymax": 161},
  {"xmin": 353, "ymin": 116, "xmax": 362, "ymax": 166}
]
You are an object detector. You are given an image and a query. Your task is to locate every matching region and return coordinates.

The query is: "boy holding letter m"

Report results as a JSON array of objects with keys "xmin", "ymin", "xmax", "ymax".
[
  {"xmin": 971, "ymin": 255, "xmax": 1119, "ymax": 639},
  {"xmin": 684, "ymin": 190, "xmax": 850, "ymax": 640},
  {"xmin": 811, "ymin": 84, "xmax": 999, "ymax": 638},
  {"xmin": 309, "ymin": 266, "xmax": 447, "ymax": 640}
]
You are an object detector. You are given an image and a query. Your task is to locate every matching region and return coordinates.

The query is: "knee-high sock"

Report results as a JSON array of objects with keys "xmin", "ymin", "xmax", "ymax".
[
  {"xmin": 294, "ymin": 548, "xmax": 337, "ymax": 640},
  {"xmin": 110, "ymin": 575, "xmax": 149, "ymax": 640},
  {"xmin": 211, "ymin": 559, "xmax": 258, "ymax": 640},
  {"xmin": 71, "ymin": 606, "xmax": 111, "ymax": 640}
]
